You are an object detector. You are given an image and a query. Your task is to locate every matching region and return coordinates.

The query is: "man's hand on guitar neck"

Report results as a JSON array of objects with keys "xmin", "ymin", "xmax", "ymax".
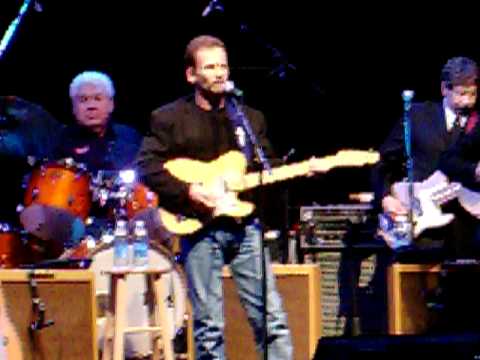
[{"xmin": 382, "ymin": 195, "xmax": 408, "ymax": 219}]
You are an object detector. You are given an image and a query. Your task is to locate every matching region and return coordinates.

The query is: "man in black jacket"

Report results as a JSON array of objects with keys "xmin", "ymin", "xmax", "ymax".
[{"xmin": 136, "ymin": 35, "xmax": 292, "ymax": 359}]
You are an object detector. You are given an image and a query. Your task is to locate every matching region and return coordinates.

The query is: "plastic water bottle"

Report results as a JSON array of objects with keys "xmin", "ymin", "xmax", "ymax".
[
  {"xmin": 113, "ymin": 219, "xmax": 129, "ymax": 268},
  {"xmin": 132, "ymin": 220, "xmax": 149, "ymax": 268}
]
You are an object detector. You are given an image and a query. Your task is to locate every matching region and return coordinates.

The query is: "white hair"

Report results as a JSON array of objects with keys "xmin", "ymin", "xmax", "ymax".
[{"xmin": 69, "ymin": 71, "xmax": 115, "ymax": 99}]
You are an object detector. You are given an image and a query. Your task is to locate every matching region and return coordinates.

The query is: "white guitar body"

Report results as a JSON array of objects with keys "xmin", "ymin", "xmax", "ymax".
[{"xmin": 379, "ymin": 171, "xmax": 460, "ymax": 249}]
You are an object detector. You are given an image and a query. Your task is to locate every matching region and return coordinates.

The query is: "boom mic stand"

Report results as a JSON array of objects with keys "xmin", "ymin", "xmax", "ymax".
[
  {"xmin": 0, "ymin": 0, "xmax": 41, "ymax": 60},
  {"xmin": 225, "ymin": 93, "xmax": 272, "ymax": 360}
]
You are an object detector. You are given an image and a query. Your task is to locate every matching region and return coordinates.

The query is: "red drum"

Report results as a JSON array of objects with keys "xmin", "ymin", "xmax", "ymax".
[
  {"xmin": 126, "ymin": 183, "xmax": 158, "ymax": 219},
  {"xmin": 24, "ymin": 161, "xmax": 91, "ymax": 220},
  {"xmin": 0, "ymin": 230, "xmax": 24, "ymax": 268},
  {"xmin": 63, "ymin": 239, "xmax": 186, "ymax": 358}
]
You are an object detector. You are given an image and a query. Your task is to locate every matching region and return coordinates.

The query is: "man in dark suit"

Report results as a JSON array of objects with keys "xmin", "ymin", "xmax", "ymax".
[{"xmin": 372, "ymin": 56, "xmax": 480, "ymax": 259}]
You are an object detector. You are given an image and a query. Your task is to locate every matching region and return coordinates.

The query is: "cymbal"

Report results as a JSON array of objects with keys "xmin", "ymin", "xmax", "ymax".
[{"xmin": 0, "ymin": 95, "xmax": 63, "ymax": 161}]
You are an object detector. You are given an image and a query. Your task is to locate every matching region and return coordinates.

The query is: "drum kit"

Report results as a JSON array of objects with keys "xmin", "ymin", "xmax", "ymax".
[{"xmin": 0, "ymin": 97, "xmax": 187, "ymax": 357}]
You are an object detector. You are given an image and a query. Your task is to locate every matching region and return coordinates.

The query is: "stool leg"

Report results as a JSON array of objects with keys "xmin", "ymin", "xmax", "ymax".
[
  {"xmin": 102, "ymin": 311, "xmax": 114, "ymax": 360},
  {"xmin": 153, "ymin": 274, "xmax": 175, "ymax": 360},
  {"xmin": 113, "ymin": 274, "xmax": 127, "ymax": 360},
  {"xmin": 102, "ymin": 277, "xmax": 117, "ymax": 360},
  {"xmin": 146, "ymin": 275, "xmax": 161, "ymax": 360},
  {"xmin": 145, "ymin": 274, "xmax": 161, "ymax": 360}
]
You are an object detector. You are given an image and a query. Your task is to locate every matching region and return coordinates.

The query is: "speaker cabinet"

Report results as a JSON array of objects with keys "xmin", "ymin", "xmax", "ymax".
[
  {"xmin": 388, "ymin": 264, "xmax": 440, "ymax": 335},
  {"xmin": 0, "ymin": 269, "xmax": 97, "ymax": 360},
  {"xmin": 221, "ymin": 264, "xmax": 321, "ymax": 360}
]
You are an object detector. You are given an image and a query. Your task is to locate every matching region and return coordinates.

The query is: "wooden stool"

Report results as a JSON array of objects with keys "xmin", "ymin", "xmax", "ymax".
[{"xmin": 101, "ymin": 267, "xmax": 175, "ymax": 360}]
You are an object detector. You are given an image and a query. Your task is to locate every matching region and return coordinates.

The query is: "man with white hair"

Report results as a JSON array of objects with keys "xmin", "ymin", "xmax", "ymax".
[
  {"xmin": 20, "ymin": 71, "xmax": 142, "ymax": 259},
  {"xmin": 55, "ymin": 71, "xmax": 141, "ymax": 171}
]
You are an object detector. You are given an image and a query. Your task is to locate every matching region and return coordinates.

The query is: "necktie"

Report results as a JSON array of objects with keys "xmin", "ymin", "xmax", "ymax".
[
  {"xmin": 453, "ymin": 113, "xmax": 462, "ymax": 129},
  {"xmin": 450, "ymin": 114, "xmax": 464, "ymax": 143}
]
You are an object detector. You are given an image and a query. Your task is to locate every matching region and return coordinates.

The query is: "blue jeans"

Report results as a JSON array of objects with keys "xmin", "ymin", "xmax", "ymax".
[{"xmin": 181, "ymin": 218, "xmax": 293, "ymax": 360}]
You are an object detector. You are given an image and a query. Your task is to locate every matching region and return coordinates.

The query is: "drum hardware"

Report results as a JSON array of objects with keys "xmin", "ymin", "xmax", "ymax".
[
  {"xmin": 26, "ymin": 155, "xmax": 36, "ymax": 166},
  {"xmin": 90, "ymin": 169, "xmax": 159, "ymax": 222},
  {"xmin": 31, "ymin": 187, "xmax": 39, "ymax": 200},
  {"xmin": 99, "ymin": 231, "xmax": 115, "ymax": 245},
  {"xmin": 91, "ymin": 169, "xmax": 135, "ymax": 215}
]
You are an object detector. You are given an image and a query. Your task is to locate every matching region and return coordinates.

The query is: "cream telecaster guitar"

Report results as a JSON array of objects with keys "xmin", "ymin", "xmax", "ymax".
[{"xmin": 159, "ymin": 149, "xmax": 380, "ymax": 235}]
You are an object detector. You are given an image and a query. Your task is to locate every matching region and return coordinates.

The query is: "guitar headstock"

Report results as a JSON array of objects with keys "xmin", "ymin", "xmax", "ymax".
[{"xmin": 309, "ymin": 149, "xmax": 380, "ymax": 172}]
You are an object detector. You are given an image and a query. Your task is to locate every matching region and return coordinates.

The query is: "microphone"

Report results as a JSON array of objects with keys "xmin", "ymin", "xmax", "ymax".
[
  {"xmin": 401, "ymin": 90, "xmax": 414, "ymax": 111},
  {"xmin": 202, "ymin": 0, "xmax": 224, "ymax": 17},
  {"xmin": 224, "ymin": 80, "xmax": 244, "ymax": 97},
  {"xmin": 401, "ymin": 90, "xmax": 414, "ymax": 102}
]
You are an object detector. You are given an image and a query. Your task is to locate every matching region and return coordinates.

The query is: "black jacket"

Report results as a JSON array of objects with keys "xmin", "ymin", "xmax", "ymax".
[
  {"xmin": 136, "ymin": 95, "xmax": 276, "ymax": 218},
  {"xmin": 372, "ymin": 101, "xmax": 463, "ymax": 207},
  {"xmin": 439, "ymin": 115, "xmax": 480, "ymax": 191}
]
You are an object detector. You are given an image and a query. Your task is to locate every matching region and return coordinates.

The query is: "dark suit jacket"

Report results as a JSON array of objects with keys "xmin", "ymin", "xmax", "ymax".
[
  {"xmin": 439, "ymin": 116, "xmax": 480, "ymax": 191},
  {"xmin": 372, "ymin": 101, "xmax": 463, "ymax": 206}
]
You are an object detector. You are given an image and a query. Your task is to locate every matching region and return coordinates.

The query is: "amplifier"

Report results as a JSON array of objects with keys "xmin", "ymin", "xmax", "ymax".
[
  {"xmin": 299, "ymin": 204, "xmax": 375, "ymax": 250},
  {"xmin": 297, "ymin": 204, "xmax": 387, "ymax": 337},
  {"xmin": 0, "ymin": 269, "xmax": 97, "ymax": 360}
]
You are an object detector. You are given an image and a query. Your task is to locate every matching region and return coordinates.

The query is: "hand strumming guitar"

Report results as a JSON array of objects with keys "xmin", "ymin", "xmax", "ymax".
[{"xmin": 382, "ymin": 194, "xmax": 408, "ymax": 219}]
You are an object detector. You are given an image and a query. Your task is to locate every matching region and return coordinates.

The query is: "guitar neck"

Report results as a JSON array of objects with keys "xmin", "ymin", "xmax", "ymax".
[{"xmin": 242, "ymin": 160, "xmax": 311, "ymax": 190}]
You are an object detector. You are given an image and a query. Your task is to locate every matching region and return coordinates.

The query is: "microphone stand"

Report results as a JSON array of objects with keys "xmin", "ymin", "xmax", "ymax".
[
  {"xmin": 0, "ymin": 0, "xmax": 39, "ymax": 60},
  {"xmin": 402, "ymin": 90, "xmax": 415, "ymax": 244},
  {"xmin": 225, "ymin": 95, "xmax": 272, "ymax": 360}
]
